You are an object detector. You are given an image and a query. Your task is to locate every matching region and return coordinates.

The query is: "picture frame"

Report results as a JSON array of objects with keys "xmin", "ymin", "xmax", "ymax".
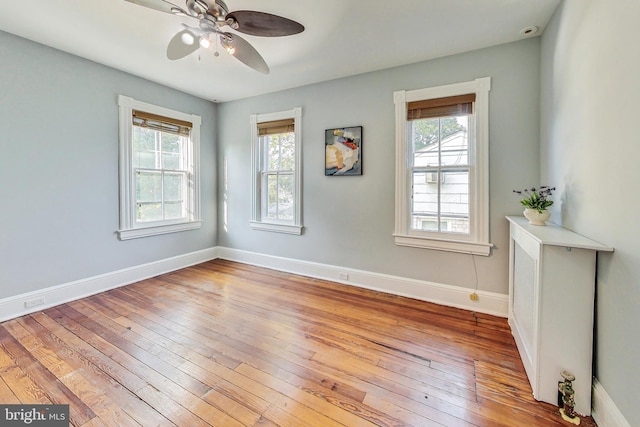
[{"xmin": 324, "ymin": 126, "xmax": 362, "ymax": 176}]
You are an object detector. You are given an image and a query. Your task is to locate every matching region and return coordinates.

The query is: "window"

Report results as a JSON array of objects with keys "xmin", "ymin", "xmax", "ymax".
[
  {"xmin": 117, "ymin": 95, "xmax": 201, "ymax": 240},
  {"xmin": 250, "ymin": 107, "xmax": 302, "ymax": 235},
  {"xmin": 393, "ymin": 78, "xmax": 492, "ymax": 255}
]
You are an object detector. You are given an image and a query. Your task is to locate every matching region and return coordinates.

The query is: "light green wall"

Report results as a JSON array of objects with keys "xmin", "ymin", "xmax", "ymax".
[
  {"xmin": 0, "ymin": 30, "xmax": 217, "ymax": 299},
  {"xmin": 541, "ymin": 0, "xmax": 640, "ymax": 424},
  {"xmin": 217, "ymin": 38, "xmax": 541, "ymax": 295}
]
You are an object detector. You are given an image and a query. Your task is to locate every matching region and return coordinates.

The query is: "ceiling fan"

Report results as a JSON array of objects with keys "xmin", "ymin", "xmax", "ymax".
[{"xmin": 124, "ymin": 0, "xmax": 305, "ymax": 74}]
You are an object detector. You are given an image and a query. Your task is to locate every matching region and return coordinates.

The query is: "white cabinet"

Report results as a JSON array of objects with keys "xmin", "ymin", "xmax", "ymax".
[{"xmin": 506, "ymin": 216, "xmax": 613, "ymax": 416}]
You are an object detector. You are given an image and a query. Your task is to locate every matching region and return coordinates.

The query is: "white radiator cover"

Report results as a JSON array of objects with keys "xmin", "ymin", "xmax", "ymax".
[{"xmin": 506, "ymin": 216, "xmax": 613, "ymax": 416}]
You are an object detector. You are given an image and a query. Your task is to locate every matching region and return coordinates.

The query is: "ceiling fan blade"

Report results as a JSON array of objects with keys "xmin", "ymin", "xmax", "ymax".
[
  {"xmin": 167, "ymin": 29, "xmax": 201, "ymax": 60},
  {"xmin": 124, "ymin": 0, "xmax": 188, "ymax": 15},
  {"xmin": 220, "ymin": 33, "xmax": 269, "ymax": 74},
  {"xmin": 226, "ymin": 11, "xmax": 304, "ymax": 37}
]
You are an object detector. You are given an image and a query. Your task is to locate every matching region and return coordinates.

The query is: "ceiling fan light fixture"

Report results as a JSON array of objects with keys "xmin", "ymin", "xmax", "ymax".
[
  {"xmin": 199, "ymin": 36, "xmax": 211, "ymax": 49},
  {"xmin": 220, "ymin": 36, "xmax": 236, "ymax": 55},
  {"xmin": 224, "ymin": 43, "xmax": 236, "ymax": 55},
  {"xmin": 181, "ymin": 31, "xmax": 196, "ymax": 45}
]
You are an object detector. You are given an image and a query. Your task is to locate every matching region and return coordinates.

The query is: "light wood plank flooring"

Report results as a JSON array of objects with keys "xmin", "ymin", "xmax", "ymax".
[{"xmin": 0, "ymin": 259, "xmax": 596, "ymax": 426}]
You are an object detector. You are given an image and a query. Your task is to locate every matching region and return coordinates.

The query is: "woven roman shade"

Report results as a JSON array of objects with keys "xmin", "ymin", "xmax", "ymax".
[
  {"xmin": 407, "ymin": 94, "xmax": 476, "ymax": 120},
  {"xmin": 132, "ymin": 110, "xmax": 192, "ymax": 137},
  {"xmin": 258, "ymin": 118, "xmax": 295, "ymax": 136}
]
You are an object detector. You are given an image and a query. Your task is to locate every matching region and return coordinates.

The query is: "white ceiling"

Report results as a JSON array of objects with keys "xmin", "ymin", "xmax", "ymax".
[{"xmin": 0, "ymin": 0, "xmax": 560, "ymax": 102}]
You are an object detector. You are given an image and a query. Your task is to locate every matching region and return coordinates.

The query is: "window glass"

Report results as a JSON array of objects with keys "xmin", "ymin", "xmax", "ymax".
[
  {"xmin": 262, "ymin": 132, "xmax": 295, "ymax": 221},
  {"xmin": 132, "ymin": 126, "xmax": 189, "ymax": 223},
  {"xmin": 410, "ymin": 116, "xmax": 470, "ymax": 235}
]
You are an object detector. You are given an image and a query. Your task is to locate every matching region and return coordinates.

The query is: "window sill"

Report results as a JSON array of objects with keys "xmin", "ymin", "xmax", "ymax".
[
  {"xmin": 250, "ymin": 221, "xmax": 303, "ymax": 235},
  {"xmin": 118, "ymin": 221, "xmax": 202, "ymax": 240},
  {"xmin": 394, "ymin": 234, "xmax": 493, "ymax": 256}
]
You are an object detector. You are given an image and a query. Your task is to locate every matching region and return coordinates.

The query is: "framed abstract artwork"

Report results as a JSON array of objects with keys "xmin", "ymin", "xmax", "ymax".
[{"xmin": 324, "ymin": 126, "xmax": 362, "ymax": 176}]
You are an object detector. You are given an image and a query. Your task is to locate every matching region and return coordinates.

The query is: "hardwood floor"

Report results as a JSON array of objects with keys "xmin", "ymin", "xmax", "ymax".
[{"xmin": 0, "ymin": 259, "xmax": 596, "ymax": 426}]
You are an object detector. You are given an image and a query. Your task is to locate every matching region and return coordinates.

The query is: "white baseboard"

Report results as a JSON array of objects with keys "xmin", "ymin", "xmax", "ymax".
[
  {"xmin": 216, "ymin": 247, "xmax": 508, "ymax": 317},
  {"xmin": 0, "ymin": 247, "xmax": 218, "ymax": 323},
  {"xmin": 1, "ymin": 245, "xmax": 508, "ymax": 323},
  {"xmin": 592, "ymin": 377, "xmax": 631, "ymax": 427}
]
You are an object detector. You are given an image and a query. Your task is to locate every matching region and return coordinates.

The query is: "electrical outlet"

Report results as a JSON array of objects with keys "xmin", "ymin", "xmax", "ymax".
[
  {"xmin": 469, "ymin": 293, "xmax": 479, "ymax": 301},
  {"xmin": 25, "ymin": 297, "xmax": 45, "ymax": 308},
  {"xmin": 339, "ymin": 272, "xmax": 349, "ymax": 281}
]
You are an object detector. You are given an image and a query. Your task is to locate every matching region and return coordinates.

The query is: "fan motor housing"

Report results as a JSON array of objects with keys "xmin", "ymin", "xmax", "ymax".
[{"xmin": 186, "ymin": 0, "xmax": 229, "ymax": 18}]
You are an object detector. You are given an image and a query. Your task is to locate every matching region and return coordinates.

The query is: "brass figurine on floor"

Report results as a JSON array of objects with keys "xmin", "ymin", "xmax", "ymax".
[{"xmin": 558, "ymin": 370, "xmax": 580, "ymax": 425}]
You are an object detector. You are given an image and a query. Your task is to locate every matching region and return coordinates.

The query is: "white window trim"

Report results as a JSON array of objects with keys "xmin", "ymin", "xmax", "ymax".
[
  {"xmin": 393, "ymin": 77, "xmax": 493, "ymax": 256},
  {"xmin": 117, "ymin": 95, "xmax": 202, "ymax": 240},
  {"xmin": 249, "ymin": 107, "xmax": 303, "ymax": 235}
]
